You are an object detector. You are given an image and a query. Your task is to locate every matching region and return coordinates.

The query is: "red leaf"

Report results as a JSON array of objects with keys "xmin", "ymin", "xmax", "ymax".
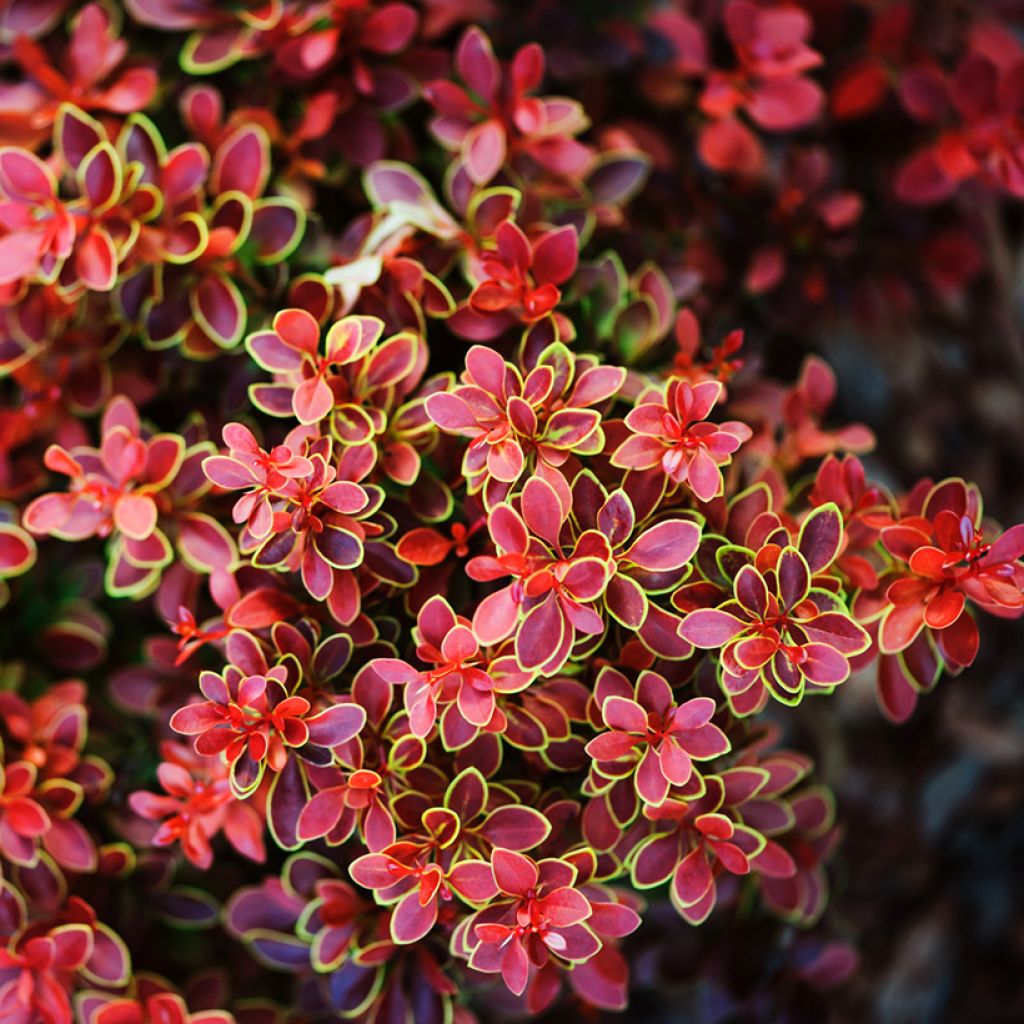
[
  {"xmin": 79, "ymin": 143, "xmax": 121, "ymax": 212},
  {"xmin": 0, "ymin": 147, "xmax": 55, "ymax": 201},
  {"xmin": 113, "ymin": 493, "xmax": 157, "ymax": 541},
  {"xmin": 531, "ymin": 226, "xmax": 578, "ymax": 286},
  {"xmin": 228, "ymin": 588, "xmax": 301, "ymax": 628},
  {"xmin": 306, "ymin": 703, "xmax": 366, "ymax": 747},
  {"xmin": 457, "ymin": 27, "xmax": 500, "ymax": 101},
  {"xmin": 212, "ymin": 125, "xmax": 270, "ymax": 198},
  {"xmin": 292, "ymin": 375, "xmax": 333, "ymax": 425},
  {"xmin": 586, "ymin": 731, "xmax": 638, "ymax": 761},
  {"xmin": 673, "ymin": 847, "xmax": 713, "ymax": 908},
  {"xmin": 798, "ymin": 503, "xmax": 843, "ymax": 572},
  {"xmin": 539, "ymin": 887, "xmax": 590, "ymax": 926},
  {"xmin": 463, "ymin": 119, "xmax": 506, "ymax": 185},
  {"xmin": 698, "ymin": 117, "xmax": 763, "ymax": 175},
  {"xmin": 0, "ymin": 524, "xmax": 35, "ymax": 576},
  {"xmin": 491, "ymin": 848, "xmax": 538, "ymax": 897},
  {"xmin": 5, "ymin": 796, "xmax": 50, "ymax": 836},
  {"xmin": 747, "ymin": 77, "xmax": 823, "ymax": 131},
  {"xmin": 193, "ymin": 272, "xmax": 245, "ymax": 348},
  {"xmin": 0, "ymin": 230, "xmax": 44, "ymax": 285},
  {"xmin": 391, "ymin": 888, "xmax": 437, "ymax": 944},
  {"xmin": 678, "ymin": 608, "xmax": 746, "ymax": 648},
  {"xmin": 363, "ymin": 4, "xmax": 418, "ymax": 54},
  {"xmin": 516, "ymin": 593, "xmax": 565, "ymax": 671},
  {"xmin": 396, "ymin": 528, "xmax": 452, "ymax": 566},
  {"xmin": 349, "ymin": 853, "xmax": 398, "ymax": 890},
  {"xmin": 449, "ymin": 859, "xmax": 499, "ymax": 902},
  {"xmin": 623, "ymin": 519, "xmax": 700, "ymax": 570},
  {"xmin": 479, "ymin": 806, "xmax": 551, "ymax": 851}
]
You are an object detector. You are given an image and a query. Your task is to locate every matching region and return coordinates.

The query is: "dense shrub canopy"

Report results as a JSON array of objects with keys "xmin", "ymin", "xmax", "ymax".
[{"xmin": 0, "ymin": 2, "xmax": 1022, "ymax": 1022}]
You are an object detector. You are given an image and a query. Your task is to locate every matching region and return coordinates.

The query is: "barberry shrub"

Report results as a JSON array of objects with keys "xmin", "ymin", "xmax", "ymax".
[{"xmin": 1, "ymin": 2, "xmax": 1022, "ymax": 1022}]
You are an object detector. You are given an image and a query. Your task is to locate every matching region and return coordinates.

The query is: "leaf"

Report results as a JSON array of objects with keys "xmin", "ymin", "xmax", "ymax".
[
  {"xmin": 5, "ymin": 796, "xmax": 49, "ymax": 836},
  {"xmin": 44, "ymin": 818, "xmax": 97, "ymax": 873},
  {"xmin": 113, "ymin": 493, "xmax": 157, "ymax": 541},
  {"xmin": 228, "ymin": 588, "xmax": 301, "ymax": 628},
  {"xmin": 673, "ymin": 847, "xmax": 714, "ymax": 908},
  {"xmin": 306, "ymin": 703, "xmax": 366, "ymax": 747},
  {"xmin": 457, "ymin": 26, "xmax": 500, "ymax": 101},
  {"xmin": 349, "ymin": 853, "xmax": 399, "ymax": 890},
  {"xmin": 154, "ymin": 887, "xmax": 221, "ymax": 931},
  {"xmin": 678, "ymin": 608, "xmax": 746, "ymax": 648},
  {"xmin": 543, "ymin": 408, "xmax": 600, "ymax": 449},
  {"xmin": 521, "ymin": 476, "xmax": 564, "ymax": 545},
  {"xmin": 463, "ymin": 119, "xmax": 506, "ymax": 185},
  {"xmin": 588, "ymin": 150, "xmax": 650, "ymax": 204},
  {"xmin": 532, "ymin": 226, "xmax": 578, "ymax": 286},
  {"xmin": 211, "ymin": 125, "xmax": 270, "ymax": 198},
  {"xmin": 698, "ymin": 116, "xmax": 763, "ymax": 176},
  {"xmin": 162, "ymin": 144, "xmax": 209, "ymax": 203},
  {"xmin": 586, "ymin": 731, "xmax": 638, "ymax": 761},
  {"xmin": 489, "ymin": 503, "xmax": 528, "ymax": 554},
  {"xmin": 800, "ymin": 643, "xmax": 850, "ymax": 686},
  {"xmin": 623, "ymin": 519, "xmax": 700, "ymax": 570},
  {"xmin": 325, "ymin": 315, "xmax": 384, "ymax": 363},
  {"xmin": 448, "ymin": 859, "xmax": 499, "ymax": 903},
  {"xmin": 540, "ymin": 887, "xmax": 591, "ymax": 927},
  {"xmin": 747, "ymin": 77, "xmax": 824, "ymax": 131},
  {"xmin": 628, "ymin": 832, "xmax": 677, "ymax": 888},
  {"xmin": 312, "ymin": 922, "xmax": 352, "ymax": 972},
  {"xmin": 876, "ymin": 654, "xmax": 919, "ymax": 724},
  {"xmin": 798, "ymin": 503, "xmax": 843, "ymax": 573},
  {"xmin": 55, "ymin": 105, "xmax": 104, "ymax": 171},
  {"xmin": 292, "ymin": 376, "xmax": 334, "ymax": 425},
  {"xmin": 178, "ymin": 513, "xmax": 236, "ymax": 572},
  {"xmin": 49, "ymin": 923, "xmax": 94, "ymax": 970},
  {"xmin": 0, "ymin": 523, "xmax": 36, "ymax": 577},
  {"xmin": 192, "ymin": 272, "xmax": 246, "ymax": 348},
  {"xmin": 396, "ymin": 527, "xmax": 451, "ymax": 566},
  {"xmin": 390, "ymin": 888, "xmax": 437, "ymax": 944},
  {"xmin": 777, "ymin": 547, "xmax": 811, "ymax": 609},
  {"xmin": 479, "ymin": 806, "xmax": 552, "ymax": 851},
  {"xmin": 79, "ymin": 143, "xmax": 122, "ymax": 214},
  {"xmin": 371, "ymin": 658, "xmax": 420, "ymax": 685},
  {"xmin": 516, "ymin": 593, "xmax": 565, "ymax": 671},
  {"xmin": 250, "ymin": 199, "xmax": 304, "ymax": 263},
  {"xmin": 0, "ymin": 231, "xmax": 43, "ymax": 286},
  {"xmin": 82, "ymin": 924, "xmax": 131, "ymax": 987},
  {"xmin": 491, "ymin": 848, "xmax": 538, "ymax": 897},
  {"xmin": 267, "ymin": 756, "xmax": 309, "ymax": 850},
  {"xmin": 602, "ymin": 695, "xmax": 647, "ymax": 734}
]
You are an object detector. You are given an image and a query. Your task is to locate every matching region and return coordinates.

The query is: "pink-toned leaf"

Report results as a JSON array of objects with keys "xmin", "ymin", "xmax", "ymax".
[
  {"xmin": 678, "ymin": 608, "xmax": 746, "ymax": 647},
  {"xmin": 491, "ymin": 848, "xmax": 539, "ymax": 897},
  {"xmin": 623, "ymin": 519, "xmax": 700, "ymax": 570}
]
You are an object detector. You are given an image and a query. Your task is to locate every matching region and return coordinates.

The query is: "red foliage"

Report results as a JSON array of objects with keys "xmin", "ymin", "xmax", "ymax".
[{"xmin": 0, "ymin": 2, "xmax": 1022, "ymax": 1022}]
